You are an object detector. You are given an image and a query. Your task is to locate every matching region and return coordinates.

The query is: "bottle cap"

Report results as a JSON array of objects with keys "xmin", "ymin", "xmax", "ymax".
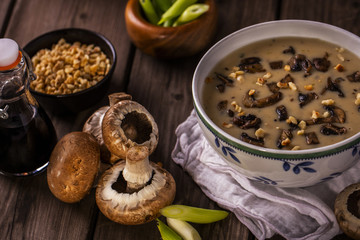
[{"xmin": 0, "ymin": 38, "xmax": 22, "ymax": 71}]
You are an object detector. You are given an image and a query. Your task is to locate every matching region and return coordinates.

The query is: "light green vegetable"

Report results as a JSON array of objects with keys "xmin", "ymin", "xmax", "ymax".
[
  {"xmin": 139, "ymin": 0, "xmax": 160, "ymax": 25},
  {"xmin": 173, "ymin": 4, "xmax": 209, "ymax": 26},
  {"xmin": 160, "ymin": 205, "xmax": 229, "ymax": 224},
  {"xmin": 167, "ymin": 218, "xmax": 201, "ymax": 240},
  {"xmin": 155, "ymin": 0, "xmax": 173, "ymax": 12},
  {"xmin": 157, "ymin": 218, "xmax": 182, "ymax": 240},
  {"xmin": 158, "ymin": 0, "xmax": 197, "ymax": 25}
]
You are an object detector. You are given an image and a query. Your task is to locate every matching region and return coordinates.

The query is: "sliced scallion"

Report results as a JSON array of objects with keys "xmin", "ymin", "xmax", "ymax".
[
  {"xmin": 160, "ymin": 205, "xmax": 229, "ymax": 224},
  {"xmin": 156, "ymin": 218, "xmax": 182, "ymax": 240},
  {"xmin": 167, "ymin": 217, "xmax": 201, "ymax": 240}
]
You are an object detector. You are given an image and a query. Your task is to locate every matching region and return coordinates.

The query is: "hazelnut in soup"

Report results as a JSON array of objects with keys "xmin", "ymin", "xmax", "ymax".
[{"xmin": 202, "ymin": 37, "xmax": 360, "ymax": 150}]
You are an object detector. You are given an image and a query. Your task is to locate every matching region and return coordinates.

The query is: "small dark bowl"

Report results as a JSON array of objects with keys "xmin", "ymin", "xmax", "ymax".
[{"xmin": 23, "ymin": 28, "xmax": 117, "ymax": 114}]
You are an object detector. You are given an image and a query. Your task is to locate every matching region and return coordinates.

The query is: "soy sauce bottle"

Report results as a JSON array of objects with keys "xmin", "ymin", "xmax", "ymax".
[{"xmin": 0, "ymin": 38, "xmax": 57, "ymax": 176}]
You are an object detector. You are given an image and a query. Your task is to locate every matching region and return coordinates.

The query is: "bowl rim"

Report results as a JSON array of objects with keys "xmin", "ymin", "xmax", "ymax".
[
  {"xmin": 24, "ymin": 27, "xmax": 117, "ymax": 98},
  {"xmin": 192, "ymin": 19, "xmax": 360, "ymax": 158}
]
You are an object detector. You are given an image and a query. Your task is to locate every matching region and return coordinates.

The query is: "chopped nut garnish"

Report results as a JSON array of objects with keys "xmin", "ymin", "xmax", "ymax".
[
  {"xmin": 311, "ymin": 110, "xmax": 320, "ymax": 119},
  {"xmin": 337, "ymin": 54, "xmax": 345, "ymax": 62},
  {"xmin": 297, "ymin": 130, "xmax": 305, "ymax": 135},
  {"xmin": 286, "ymin": 116, "xmax": 298, "ymax": 125},
  {"xmin": 323, "ymin": 111, "xmax": 330, "ymax": 118},
  {"xmin": 321, "ymin": 99, "xmax": 335, "ymax": 106},
  {"xmin": 231, "ymin": 101, "xmax": 242, "ymax": 112},
  {"xmin": 355, "ymin": 93, "xmax": 360, "ymax": 105},
  {"xmin": 284, "ymin": 64, "xmax": 291, "ymax": 72},
  {"xmin": 263, "ymin": 72, "xmax": 272, "ymax": 80},
  {"xmin": 288, "ymin": 82, "xmax": 297, "ymax": 91},
  {"xmin": 229, "ymin": 69, "xmax": 245, "ymax": 80},
  {"xmin": 248, "ymin": 89, "xmax": 256, "ymax": 95},
  {"xmin": 334, "ymin": 64, "xmax": 345, "ymax": 72},
  {"xmin": 30, "ymin": 38, "xmax": 110, "ymax": 95},
  {"xmin": 335, "ymin": 47, "xmax": 344, "ymax": 53},
  {"xmin": 255, "ymin": 128, "xmax": 266, "ymax": 138},
  {"xmin": 236, "ymin": 75, "xmax": 245, "ymax": 82},
  {"xmin": 222, "ymin": 122, "xmax": 233, "ymax": 128},
  {"xmin": 232, "ymin": 66, "xmax": 240, "ymax": 71},
  {"xmin": 304, "ymin": 84, "xmax": 314, "ymax": 91},
  {"xmin": 291, "ymin": 146, "xmax": 301, "ymax": 150},
  {"xmin": 228, "ymin": 72, "xmax": 237, "ymax": 79},
  {"xmin": 256, "ymin": 77, "xmax": 266, "ymax": 86},
  {"xmin": 281, "ymin": 138, "xmax": 291, "ymax": 146},
  {"xmin": 205, "ymin": 77, "xmax": 212, "ymax": 83},
  {"xmin": 277, "ymin": 82, "xmax": 288, "ymax": 88},
  {"xmin": 298, "ymin": 120, "xmax": 307, "ymax": 130}
]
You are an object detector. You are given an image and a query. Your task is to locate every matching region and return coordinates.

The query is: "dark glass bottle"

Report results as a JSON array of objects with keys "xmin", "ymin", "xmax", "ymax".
[{"xmin": 0, "ymin": 38, "xmax": 57, "ymax": 176}]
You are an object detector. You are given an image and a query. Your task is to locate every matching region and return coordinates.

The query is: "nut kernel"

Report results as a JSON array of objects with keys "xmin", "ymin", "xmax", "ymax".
[{"xmin": 321, "ymin": 99, "xmax": 335, "ymax": 106}]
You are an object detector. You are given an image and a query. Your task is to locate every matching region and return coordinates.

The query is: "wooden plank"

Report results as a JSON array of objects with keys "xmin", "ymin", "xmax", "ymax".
[
  {"xmin": 281, "ymin": 0, "xmax": 360, "ymax": 36},
  {"xmin": 0, "ymin": 0, "xmax": 12, "ymax": 36},
  {"xmin": 93, "ymin": 0, "xmax": 279, "ymax": 239},
  {"xmin": 0, "ymin": 0, "xmax": 131, "ymax": 239}
]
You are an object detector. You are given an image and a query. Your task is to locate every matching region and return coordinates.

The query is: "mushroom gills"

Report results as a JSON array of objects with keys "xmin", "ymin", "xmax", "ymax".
[
  {"xmin": 111, "ymin": 169, "xmax": 155, "ymax": 194},
  {"xmin": 347, "ymin": 190, "xmax": 360, "ymax": 219},
  {"xmin": 121, "ymin": 111, "xmax": 152, "ymax": 144}
]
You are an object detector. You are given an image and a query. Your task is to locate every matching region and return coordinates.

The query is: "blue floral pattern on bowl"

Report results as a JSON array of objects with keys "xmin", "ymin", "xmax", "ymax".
[
  {"xmin": 282, "ymin": 161, "xmax": 316, "ymax": 174},
  {"xmin": 252, "ymin": 176, "xmax": 278, "ymax": 185},
  {"xmin": 214, "ymin": 137, "xmax": 240, "ymax": 163}
]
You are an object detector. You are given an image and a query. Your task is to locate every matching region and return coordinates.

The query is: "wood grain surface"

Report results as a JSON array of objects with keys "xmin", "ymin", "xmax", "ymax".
[{"xmin": 1, "ymin": 0, "xmax": 360, "ymax": 239}]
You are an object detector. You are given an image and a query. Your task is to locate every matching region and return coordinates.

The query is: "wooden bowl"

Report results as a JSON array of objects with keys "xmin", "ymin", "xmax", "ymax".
[{"xmin": 125, "ymin": 0, "xmax": 218, "ymax": 59}]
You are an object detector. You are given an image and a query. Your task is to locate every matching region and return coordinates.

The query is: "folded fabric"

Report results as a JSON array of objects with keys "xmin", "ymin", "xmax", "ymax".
[{"xmin": 171, "ymin": 110, "xmax": 360, "ymax": 240}]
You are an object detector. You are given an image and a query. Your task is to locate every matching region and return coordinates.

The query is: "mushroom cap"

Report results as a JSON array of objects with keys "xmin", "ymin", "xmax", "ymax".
[
  {"xmin": 95, "ymin": 160, "xmax": 176, "ymax": 225},
  {"xmin": 334, "ymin": 182, "xmax": 360, "ymax": 239},
  {"xmin": 83, "ymin": 106, "xmax": 113, "ymax": 163},
  {"xmin": 47, "ymin": 132, "xmax": 100, "ymax": 203},
  {"xmin": 102, "ymin": 100, "xmax": 159, "ymax": 160}
]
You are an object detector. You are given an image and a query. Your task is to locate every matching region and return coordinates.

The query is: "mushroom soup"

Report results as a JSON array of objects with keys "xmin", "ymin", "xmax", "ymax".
[{"xmin": 202, "ymin": 37, "xmax": 360, "ymax": 150}]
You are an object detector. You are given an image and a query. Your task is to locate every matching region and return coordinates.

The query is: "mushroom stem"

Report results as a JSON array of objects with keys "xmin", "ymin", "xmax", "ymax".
[{"xmin": 123, "ymin": 146, "xmax": 153, "ymax": 193}]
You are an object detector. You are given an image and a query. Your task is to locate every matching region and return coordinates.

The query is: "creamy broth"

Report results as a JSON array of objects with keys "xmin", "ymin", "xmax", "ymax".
[{"xmin": 202, "ymin": 37, "xmax": 360, "ymax": 150}]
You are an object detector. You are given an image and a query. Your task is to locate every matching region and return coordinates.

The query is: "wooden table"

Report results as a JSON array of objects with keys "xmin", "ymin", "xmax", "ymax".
[{"xmin": 1, "ymin": 0, "xmax": 359, "ymax": 239}]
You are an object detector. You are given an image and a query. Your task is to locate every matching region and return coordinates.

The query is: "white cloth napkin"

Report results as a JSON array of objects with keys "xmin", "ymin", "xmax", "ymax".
[{"xmin": 171, "ymin": 110, "xmax": 360, "ymax": 240}]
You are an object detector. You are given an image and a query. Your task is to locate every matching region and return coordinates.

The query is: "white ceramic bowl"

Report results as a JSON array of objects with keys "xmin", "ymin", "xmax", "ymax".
[{"xmin": 192, "ymin": 20, "xmax": 360, "ymax": 188}]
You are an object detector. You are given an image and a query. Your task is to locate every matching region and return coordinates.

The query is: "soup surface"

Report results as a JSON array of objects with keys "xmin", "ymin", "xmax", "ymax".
[{"xmin": 202, "ymin": 37, "xmax": 360, "ymax": 150}]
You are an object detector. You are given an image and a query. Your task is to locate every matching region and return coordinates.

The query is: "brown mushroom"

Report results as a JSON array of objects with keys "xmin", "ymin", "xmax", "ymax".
[
  {"xmin": 282, "ymin": 46, "xmax": 295, "ymax": 55},
  {"xmin": 347, "ymin": 71, "xmax": 360, "ymax": 82},
  {"xmin": 83, "ymin": 106, "xmax": 111, "ymax": 162},
  {"xmin": 321, "ymin": 77, "xmax": 345, "ymax": 97},
  {"xmin": 47, "ymin": 132, "xmax": 100, "ymax": 203},
  {"xmin": 243, "ymin": 90, "xmax": 282, "ymax": 108},
  {"xmin": 305, "ymin": 105, "xmax": 346, "ymax": 126},
  {"xmin": 95, "ymin": 146, "xmax": 176, "ymax": 225},
  {"xmin": 298, "ymin": 92, "xmax": 319, "ymax": 108},
  {"xmin": 320, "ymin": 123, "xmax": 347, "ymax": 135},
  {"xmin": 304, "ymin": 132, "xmax": 320, "ymax": 145},
  {"xmin": 83, "ymin": 92, "xmax": 132, "ymax": 164},
  {"xmin": 238, "ymin": 57, "xmax": 266, "ymax": 73},
  {"xmin": 334, "ymin": 183, "xmax": 360, "ymax": 239},
  {"xmin": 288, "ymin": 54, "xmax": 312, "ymax": 75},
  {"xmin": 102, "ymin": 99, "xmax": 159, "ymax": 160},
  {"xmin": 232, "ymin": 114, "xmax": 261, "ymax": 129},
  {"xmin": 276, "ymin": 129, "xmax": 293, "ymax": 149},
  {"xmin": 313, "ymin": 53, "xmax": 331, "ymax": 72},
  {"xmin": 240, "ymin": 132, "xmax": 264, "ymax": 147},
  {"xmin": 269, "ymin": 61, "xmax": 283, "ymax": 70},
  {"xmin": 275, "ymin": 105, "xmax": 288, "ymax": 121}
]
